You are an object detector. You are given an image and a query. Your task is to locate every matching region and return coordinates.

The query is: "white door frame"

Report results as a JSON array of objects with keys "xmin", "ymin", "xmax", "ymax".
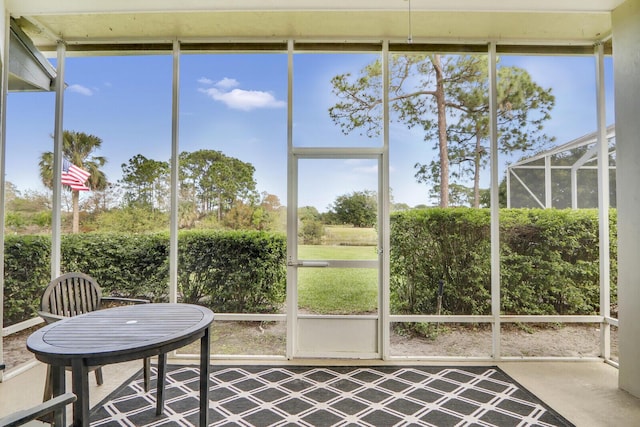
[
  {"xmin": 287, "ymin": 150, "xmax": 385, "ymax": 358},
  {"xmin": 285, "ymin": 41, "xmax": 391, "ymax": 359}
]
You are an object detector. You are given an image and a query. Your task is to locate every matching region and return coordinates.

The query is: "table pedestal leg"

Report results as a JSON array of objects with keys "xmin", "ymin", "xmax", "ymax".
[
  {"xmin": 156, "ymin": 353, "xmax": 167, "ymax": 415},
  {"xmin": 200, "ymin": 327, "xmax": 210, "ymax": 426},
  {"xmin": 71, "ymin": 359, "xmax": 90, "ymax": 427}
]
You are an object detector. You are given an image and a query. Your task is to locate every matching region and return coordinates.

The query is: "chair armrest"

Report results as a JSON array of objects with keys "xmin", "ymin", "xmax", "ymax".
[
  {"xmin": 102, "ymin": 296, "xmax": 150, "ymax": 304},
  {"xmin": 37, "ymin": 311, "xmax": 66, "ymax": 324},
  {"xmin": 0, "ymin": 393, "xmax": 76, "ymax": 427}
]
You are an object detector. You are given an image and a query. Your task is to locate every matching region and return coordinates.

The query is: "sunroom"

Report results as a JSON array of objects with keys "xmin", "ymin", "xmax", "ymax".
[{"xmin": 1, "ymin": 1, "xmax": 640, "ymax": 425}]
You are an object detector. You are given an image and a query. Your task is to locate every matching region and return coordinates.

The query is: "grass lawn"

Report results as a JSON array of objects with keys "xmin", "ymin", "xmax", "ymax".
[
  {"xmin": 298, "ymin": 244, "xmax": 378, "ymax": 260},
  {"xmin": 323, "ymin": 225, "xmax": 377, "ymax": 246},
  {"xmin": 297, "ymin": 244, "xmax": 378, "ymax": 314}
]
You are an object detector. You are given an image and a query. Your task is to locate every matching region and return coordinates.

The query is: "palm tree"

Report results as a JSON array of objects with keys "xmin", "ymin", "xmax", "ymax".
[{"xmin": 40, "ymin": 130, "xmax": 108, "ymax": 233}]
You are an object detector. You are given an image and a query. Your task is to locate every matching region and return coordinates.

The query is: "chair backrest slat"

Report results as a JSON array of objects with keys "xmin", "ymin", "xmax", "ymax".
[
  {"xmin": 41, "ymin": 273, "xmax": 103, "ymax": 319},
  {"xmin": 73, "ymin": 276, "xmax": 85, "ymax": 315},
  {"xmin": 64, "ymin": 276, "xmax": 76, "ymax": 316}
]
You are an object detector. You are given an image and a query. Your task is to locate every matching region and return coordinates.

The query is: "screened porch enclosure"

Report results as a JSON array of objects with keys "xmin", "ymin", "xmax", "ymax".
[
  {"xmin": 0, "ymin": 36, "xmax": 618, "ymax": 374},
  {"xmin": 4, "ymin": 0, "xmax": 640, "ymax": 414}
]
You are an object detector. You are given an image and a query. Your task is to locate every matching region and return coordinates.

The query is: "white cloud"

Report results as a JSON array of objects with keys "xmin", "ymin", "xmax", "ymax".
[
  {"xmin": 215, "ymin": 77, "xmax": 240, "ymax": 89},
  {"xmin": 67, "ymin": 84, "xmax": 93, "ymax": 96},
  {"xmin": 198, "ymin": 77, "xmax": 214, "ymax": 85},
  {"xmin": 199, "ymin": 87, "xmax": 285, "ymax": 111},
  {"xmin": 343, "ymin": 159, "xmax": 378, "ymax": 174}
]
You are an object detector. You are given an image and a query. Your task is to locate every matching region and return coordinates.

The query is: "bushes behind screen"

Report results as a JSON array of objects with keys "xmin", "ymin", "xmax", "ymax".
[
  {"xmin": 390, "ymin": 208, "xmax": 617, "ymax": 316},
  {"xmin": 3, "ymin": 231, "xmax": 286, "ymax": 326},
  {"xmin": 177, "ymin": 230, "xmax": 286, "ymax": 313},
  {"xmin": 62, "ymin": 232, "xmax": 170, "ymax": 301},
  {"xmin": 3, "ymin": 209, "xmax": 616, "ymax": 326},
  {"xmin": 3, "ymin": 235, "xmax": 51, "ymax": 325}
]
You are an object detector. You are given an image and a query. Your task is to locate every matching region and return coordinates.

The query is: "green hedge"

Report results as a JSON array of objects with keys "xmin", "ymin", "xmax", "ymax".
[
  {"xmin": 3, "ymin": 235, "xmax": 51, "ymax": 325},
  {"xmin": 3, "ymin": 209, "xmax": 617, "ymax": 326},
  {"xmin": 390, "ymin": 208, "xmax": 492, "ymax": 315},
  {"xmin": 390, "ymin": 208, "xmax": 617, "ymax": 317},
  {"xmin": 62, "ymin": 233, "xmax": 170, "ymax": 300},
  {"xmin": 3, "ymin": 231, "xmax": 286, "ymax": 326},
  {"xmin": 178, "ymin": 230, "xmax": 286, "ymax": 313}
]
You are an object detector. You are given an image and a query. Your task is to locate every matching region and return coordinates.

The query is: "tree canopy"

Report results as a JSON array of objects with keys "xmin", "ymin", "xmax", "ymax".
[
  {"xmin": 119, "ymin": 154, "xmax": 170, "ymax": 210},
  {"xmin": 40, "ymin": 130, "xmax": 108, "ymax": 233},
  {"xmin": 329, "ymin": 54, "xmax": 555, "ymax": 207},
  {"xmin": 179, "ymin": 149, "xmax": 258, "ymax": 221},
  {"xmin": 329, "ymin": 190, "xmax": 377, "ymax": 228},
  {"xmin": 36, "ymin": 135, "xmax": 266, "ymax": 233}
]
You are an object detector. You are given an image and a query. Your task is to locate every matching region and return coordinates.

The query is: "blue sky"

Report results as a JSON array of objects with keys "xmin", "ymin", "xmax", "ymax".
[{"xmin": 5, "ymin": 52, "xmax": 614, "ymax": 211}]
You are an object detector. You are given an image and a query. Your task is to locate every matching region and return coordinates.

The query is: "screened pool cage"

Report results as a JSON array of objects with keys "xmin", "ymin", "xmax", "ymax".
[{"xmin": 507, "ymin": 124, "xmax": 616, "ymax": 209}]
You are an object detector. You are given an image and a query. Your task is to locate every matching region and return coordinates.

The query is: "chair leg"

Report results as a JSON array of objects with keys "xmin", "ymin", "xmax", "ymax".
[
  {"xmin": 39, "ymin": 365, "xmax": 66, "ymax": 424},
  {"xmin": 43, "ymin": 365, "xmax": 53, "ymax": 402},
  {"xmin": 46, "ymin": 365, "xmax": 103, "ymax": 402},
  {"xmin": 95, "ymin": 367, "xmax": 104, "ymax": 386},
  {"xmin": 143, "ymin": 357, "xmax": 151, "ymax": 392},
  {"xmin": 45, "ymin": 365, "xmax": 104, "ymax": 400}
]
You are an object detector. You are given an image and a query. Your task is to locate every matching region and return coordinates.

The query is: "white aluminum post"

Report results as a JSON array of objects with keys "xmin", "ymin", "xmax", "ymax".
[
  {"xmin": 489, "ymin": 43, "xmax": 501, "ymax": 360},
  {"xmin": 286, "ymin": 39, "xmax": 296, "ymax": 359},
  {"xmin": 169, "ymin": 40, "xmax": 180, "ymax": 303},
  {"xmin": 595, "ymin": 42, "xmax": 611, "ymax": 360},
  {"xmin": 381, "ymin": 40, "xmax": 390, "ymax": 360},
  {"xmin": 0, "ymin": 5, "xmax": 8, "ymax": 378},
  {"xmin": 51, "ymin": 41, "xmax": 65, "ymax": 279}
]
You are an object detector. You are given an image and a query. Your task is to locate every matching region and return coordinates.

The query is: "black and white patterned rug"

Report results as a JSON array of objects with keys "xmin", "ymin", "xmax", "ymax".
[{"xmin": 90, "ymin": 365, "xmax": 574, "ymax": 426}]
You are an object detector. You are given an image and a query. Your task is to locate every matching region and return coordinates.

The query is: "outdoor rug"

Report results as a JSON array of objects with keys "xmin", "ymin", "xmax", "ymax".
[{"xmin": 90, "ymin": 365, "xmax": 574, "ymax": 427}]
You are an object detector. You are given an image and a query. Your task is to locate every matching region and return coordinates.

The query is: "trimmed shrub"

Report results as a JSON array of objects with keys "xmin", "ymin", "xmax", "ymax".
[
  {"xmin": 62, "ymin": 232, "xmax": 170, "ymax": 300},
  {"xmin": 390, "ymin": 208, "xmax": 491, "ymax": 316},
  {"xmin": 391, "ymin": 208, "xmax": 617, "ymax": 317},
  {"xmin": 3, "ymin": 235, "xmax": 51, "ymax": 325},
  {"xmin": 2, "ymin": 230, "xmax": 286, "ymax": 325},
  {"xmin": 2, "ymin": 209, "xmax": 616, "ymax": 327},
  {"xmin": 178, "ymin": 230, "xmax": 286, "ymax": 313},
  {"xmin": 500, "ymin": 209, "xmax": 601, "ymax": 315}
]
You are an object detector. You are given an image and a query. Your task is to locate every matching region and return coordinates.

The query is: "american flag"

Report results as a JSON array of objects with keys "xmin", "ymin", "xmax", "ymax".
[{"xmin": 62, "ymin": 158, "xmax": 91, "ymax": 191}]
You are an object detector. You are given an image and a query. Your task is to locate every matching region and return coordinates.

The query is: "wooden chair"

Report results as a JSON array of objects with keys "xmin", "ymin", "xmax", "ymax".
[
  {"xmin": 0, "ymin": 364, "xmax": 76, "ymax": 427},
  {"xmin": 38, "ymin": 272, "xmax": 152, "ymax": 401}
]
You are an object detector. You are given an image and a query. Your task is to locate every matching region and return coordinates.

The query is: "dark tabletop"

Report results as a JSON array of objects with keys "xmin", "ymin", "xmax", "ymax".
[{"xmin": 27, "ymin": 303, "xmax": 214, "ymax": 365}]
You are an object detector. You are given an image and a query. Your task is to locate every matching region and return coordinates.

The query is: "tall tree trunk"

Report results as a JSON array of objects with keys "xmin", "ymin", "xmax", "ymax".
[
  {"xmin": 473, "ymin": 130, "xmax": 482, "ymax": 208},
  {"xmin": 72, "ymin": 190, "xmax": 80, "ymax": 233},
  {"xmin": 433, "ymin": 55, "xmax": 449, "ymax": 208}
]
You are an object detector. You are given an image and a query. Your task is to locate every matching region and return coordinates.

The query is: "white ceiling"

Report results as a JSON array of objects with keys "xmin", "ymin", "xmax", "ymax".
[
  {"xmin": 7, "ymin": 0, "xmax": 626, "ymax": 51},
  {"xmin": 6, "ymin": 0, "xmax": 627, "ymax": 13}
]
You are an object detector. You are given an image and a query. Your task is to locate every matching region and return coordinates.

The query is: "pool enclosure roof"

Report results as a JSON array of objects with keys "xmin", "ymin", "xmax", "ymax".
[{"xmin": 507, "ymin": 125, "xmax": 617, "ymax": 209}]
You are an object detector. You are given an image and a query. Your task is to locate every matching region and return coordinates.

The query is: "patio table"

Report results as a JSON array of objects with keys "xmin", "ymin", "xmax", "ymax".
[{"xmin": 27, "ymin": 303, "xmax": 214, "ymax": 427}]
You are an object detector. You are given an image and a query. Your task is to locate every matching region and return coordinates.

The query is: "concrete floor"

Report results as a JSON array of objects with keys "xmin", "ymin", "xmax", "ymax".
[
  {"xmin": 1, "ymin": 359, "xmax": 639, "ymax": 426},
  {"xmin": 499, "ymin": 362, "xmax": 640, "ymax": 427}
]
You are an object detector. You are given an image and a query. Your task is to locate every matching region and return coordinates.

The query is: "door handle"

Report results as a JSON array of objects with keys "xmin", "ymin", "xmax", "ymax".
[{"xmin": 288, "ymin": 261, "xmax": 330, "ymax": 267}]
